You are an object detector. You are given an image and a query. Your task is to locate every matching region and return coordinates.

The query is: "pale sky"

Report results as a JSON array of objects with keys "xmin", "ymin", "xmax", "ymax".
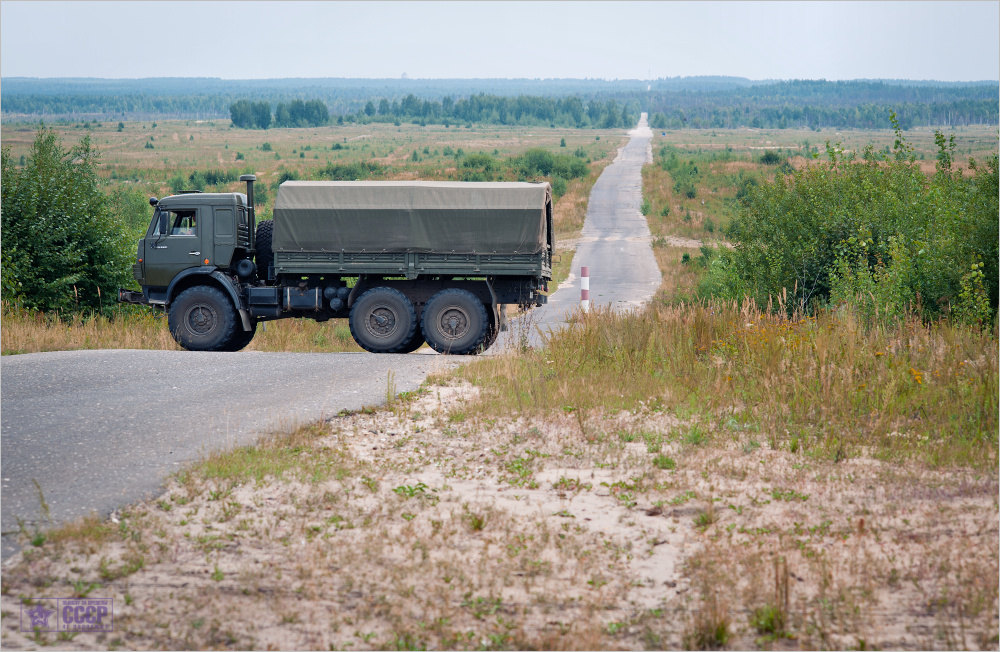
[{"xmin": 1, "ymin": 1, "xmax": 997, "ymax": 81}]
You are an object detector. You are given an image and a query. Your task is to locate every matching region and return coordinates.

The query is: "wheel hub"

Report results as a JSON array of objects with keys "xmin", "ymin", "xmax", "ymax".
[
  {"xmin": 439, "ymin": 307, "xmax": 469, "ymax": 340},
  {"xmin": 366, "ymin": 307, "xmax": 397, "ymax": 336},
  {"xmin": 186, "ymin": 304, "xmax": 217, "ymax": 335}
]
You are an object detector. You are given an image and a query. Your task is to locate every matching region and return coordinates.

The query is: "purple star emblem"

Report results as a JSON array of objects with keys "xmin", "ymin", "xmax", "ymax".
[{"xmin": 25, "ymin": 603, "xmax": 55, "ymax": 629}]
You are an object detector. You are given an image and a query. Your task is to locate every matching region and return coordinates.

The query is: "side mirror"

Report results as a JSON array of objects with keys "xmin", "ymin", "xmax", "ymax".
[{"xmin": 158, "ymin": 212, "xmax": 168, "ymax": 235}]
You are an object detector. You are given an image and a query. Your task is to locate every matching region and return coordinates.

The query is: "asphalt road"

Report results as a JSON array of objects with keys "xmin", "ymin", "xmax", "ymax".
[
  {"xmin": 0, "ymin": 351, "xmax": 456, "ymax": 560},
  {"xmin": 495, "ymin": 113, "xmax": 661, "ymax": 349},
  {"xmin": 0, "ymin": 114, "xmax": 659, "ymax": 561}
]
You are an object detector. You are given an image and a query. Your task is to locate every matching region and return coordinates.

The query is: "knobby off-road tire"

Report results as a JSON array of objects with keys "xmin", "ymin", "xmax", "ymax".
[
  {"xmin": 222, "ymin": 320, "xmax": 257, "ymax": 352},
  {"xmin": 395, "ymin": 329, "xmax": 426, "ymax": 354},
  {"xmin": 255, "ymin": 220, "xmax": 274, "ymax": 281},
  {"xmin": 421, "ymin": 288, "xmax": 488, "ymax": 355},
  {"xmin": 349, "ymin": 287, "xmax": 418, "ymax": 353},
  {"xmin": 168, "ymin": 286, "xmax": 239, "ymax": 351}
]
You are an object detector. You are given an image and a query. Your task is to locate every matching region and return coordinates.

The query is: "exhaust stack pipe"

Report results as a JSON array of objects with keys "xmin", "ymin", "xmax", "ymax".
[{"xmin": 239, "ymin": 174, "xmax": 257, "ymax": 232}]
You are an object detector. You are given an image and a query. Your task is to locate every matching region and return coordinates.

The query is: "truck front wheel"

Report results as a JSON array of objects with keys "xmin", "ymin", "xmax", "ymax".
[
  {"xmin": 168, "ymin": 286, "xmax": 239, "ymax": 351},
  {"xmin": 223, "ymin": 320, "xmax": 257, "ymax": 352},
  {"xmin": 349, "ymin": 287, "xmax": 418, "ymax": 353},
  {"xmin": 421, "ymin": 289, "xmax": 488, "ymax": 355}
]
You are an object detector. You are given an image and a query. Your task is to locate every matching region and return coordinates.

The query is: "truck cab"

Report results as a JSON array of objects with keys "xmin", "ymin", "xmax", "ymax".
[{"xmin": 135, "ymin": 190, "xmax": 254, "ymax": 304}]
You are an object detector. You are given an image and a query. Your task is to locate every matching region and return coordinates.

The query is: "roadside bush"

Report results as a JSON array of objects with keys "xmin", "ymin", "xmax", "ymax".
[
  {"xmin": 1, "ymin": 128, "xmax": 134, "ymax": 315},
  {"xmin": 702, "ymin": 120, "xmax": 998, "ymax": 324},
  {"xmin": 518, "ymin": 149, "xmax": 588, "ymax": 180}
]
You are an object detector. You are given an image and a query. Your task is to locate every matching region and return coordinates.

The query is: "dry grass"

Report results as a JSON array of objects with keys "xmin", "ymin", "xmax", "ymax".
[
  {"xmin": 458, "ymin": 301, "xmax": 998, "ymax": 469},
  {"xmin": 0, "ymin": 120, "xmax": 627, "ymax": 204},
  {"xmin": 0, "ymin": 302, "xmax": 180, "ymax": 354},
  {"xmin": 0, "ymin": 302, "xmax": 362, "ymax": 355}
]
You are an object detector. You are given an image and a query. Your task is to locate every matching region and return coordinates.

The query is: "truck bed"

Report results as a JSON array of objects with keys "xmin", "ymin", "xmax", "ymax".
[{"xmin": 272, "ymin": 180, "xmax": 554, "ymax": 260}]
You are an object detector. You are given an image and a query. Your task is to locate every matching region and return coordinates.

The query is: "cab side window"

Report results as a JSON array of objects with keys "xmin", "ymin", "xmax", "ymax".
[
  {"xmin": 170, "ymin": 210, "xmax": 197, "ymax": 236},
  {"xmin": 152, "ymin": 209, "xmax": 197, "ymax": 236}
]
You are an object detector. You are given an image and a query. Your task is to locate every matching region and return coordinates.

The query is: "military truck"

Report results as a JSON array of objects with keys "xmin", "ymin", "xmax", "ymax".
[{"xmin": 119, "ymin": 175, "xmax": 552, "ymax": 354}]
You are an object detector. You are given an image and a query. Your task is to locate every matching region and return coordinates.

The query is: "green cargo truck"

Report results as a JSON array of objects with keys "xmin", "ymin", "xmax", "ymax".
[{"xmin": 119, "ymin": 175, "xmax": 552, "ymax": 354}]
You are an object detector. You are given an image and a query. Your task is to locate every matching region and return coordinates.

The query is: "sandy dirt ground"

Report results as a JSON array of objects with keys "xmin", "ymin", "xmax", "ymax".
[{"xmin": 2, "ymin": 379, "xmax": 996, "ymax": 650}]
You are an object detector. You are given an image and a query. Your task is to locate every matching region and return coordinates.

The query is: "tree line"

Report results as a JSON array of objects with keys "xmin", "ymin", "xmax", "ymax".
[
  {"xmin": 229, "ymin": 94, "xmax": 639, "ymax": 130},
  {"xmin": 643, "ymin": 80, "xmax": 998, "ymax": 129},
  {"xmin": 4, "ymin": 78, "xmax": 997, "ymax": 130},
  {"xmin": 229, "ymin": 99, "xmax": 329, "ymax": 128},
  {"xmin": 649, "ymin": 99, "xmax": 997, "ymax": 130}
]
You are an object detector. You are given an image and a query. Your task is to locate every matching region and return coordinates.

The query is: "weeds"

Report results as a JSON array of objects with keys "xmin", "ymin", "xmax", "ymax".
[{"xmin": 459, "ymin": 301, "xmax": 997, "ymax": 468}]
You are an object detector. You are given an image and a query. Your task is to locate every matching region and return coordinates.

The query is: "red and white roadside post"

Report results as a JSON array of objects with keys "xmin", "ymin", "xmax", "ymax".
[{"xmin": 580, "ymin": 266, "xmax": 590, "ymax": 312}]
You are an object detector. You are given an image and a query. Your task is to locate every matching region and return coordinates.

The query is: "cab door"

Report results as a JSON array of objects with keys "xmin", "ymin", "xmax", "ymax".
[{"xmin": 143, "ymin": 207, "xmax": 208, "ymax": 288}]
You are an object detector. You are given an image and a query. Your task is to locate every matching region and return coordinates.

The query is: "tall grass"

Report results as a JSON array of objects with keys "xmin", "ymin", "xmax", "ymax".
[
  {"xmin": 459, "ymin": 300, "xmax": 998, "ymax": 468},
  {"xmin": 0, "ymin": 301, "xmax": 362, "ymax": 354},
  {"xmin": 1, "ymin": 301, "xmax": 179, "ymax": 354}
]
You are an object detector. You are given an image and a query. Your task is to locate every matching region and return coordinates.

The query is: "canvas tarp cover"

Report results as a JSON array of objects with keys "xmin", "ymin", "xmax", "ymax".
[{"xmin": 272, "ymin": 181, "xmax": 550, "ymax": 254}]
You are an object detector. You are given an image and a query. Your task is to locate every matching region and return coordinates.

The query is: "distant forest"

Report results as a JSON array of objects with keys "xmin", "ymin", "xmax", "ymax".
[
  {"xmin": 2, "ymin": 76, "xmax": 996, "ymax": 130},
  {"xmin": 228, "ymin": 94, "xmax": 640, "ymax": 129}
]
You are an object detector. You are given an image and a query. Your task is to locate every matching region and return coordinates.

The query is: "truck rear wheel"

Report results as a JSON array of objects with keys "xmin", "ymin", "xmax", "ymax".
[
  {"xmin": 421, "ymin": 289, "xmax": 488, "ymax": 355},
  {"xmin": 168, "ymin": 286, "xmax": 238, "ymax": 351},
  {"xmin": 255, "ymin": 220, "xmax": 274, "ymax": 281},
  {"xmin": 349, "ymin": 287, "xmax": 418, "ymax": 353},
  {"xmin": 396, "ymin": 329, "xmax": 426, "ymax": 354}
]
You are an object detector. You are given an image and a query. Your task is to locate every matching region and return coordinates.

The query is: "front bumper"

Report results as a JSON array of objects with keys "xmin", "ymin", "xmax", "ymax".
[{"xmin": 117, "ymin": 289, "xmax": 146, "ymax": 304}]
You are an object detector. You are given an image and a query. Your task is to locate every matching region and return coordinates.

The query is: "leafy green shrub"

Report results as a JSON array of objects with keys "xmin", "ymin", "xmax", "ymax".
[
  {"xmin": 276, "ymin": 169, "xmax": 299, "ymax": 185},
  {"xmin": 1, "ymin": 128, "xmax": 134, "ymax": 314},
  {"xmin": 187, "ymin": 171, "xmax": 206, "ymax": 191},
  {"xmin": 518, "ymin": 148, "xmax": 588, "ymax": 180},
  {"xmin": 462, "ymin": 153, "xmax": 498, "ymax": 170},
  {"xmin": 759, "ymin": 150, "xmax": 782, "ymax": 165},
  {"xmin": 702, "ymin": 119, "xmax": 998, "ymax": 324},
  {"xmin": 168, "ymin": 174, "xmax": 185, "ymax": 194},
  {"xmin": 551, "ymin": 177, "xmax": 567, "ymax": 199},
  {"xmin": 319, "ymin": 160, "xmax": 385, "ymax": 181}
]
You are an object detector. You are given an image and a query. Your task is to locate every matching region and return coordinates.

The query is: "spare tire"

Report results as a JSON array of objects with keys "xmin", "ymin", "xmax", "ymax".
[{"xmin": 255, "ymin": 220, "xmax": 274, "ymax": 281}]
